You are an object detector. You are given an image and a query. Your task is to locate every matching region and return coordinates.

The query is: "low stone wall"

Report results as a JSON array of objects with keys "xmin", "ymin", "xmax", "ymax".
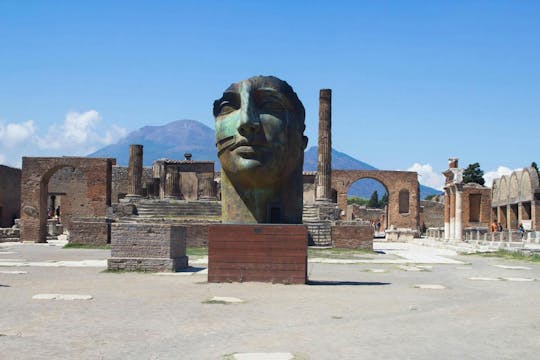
[
  {"xmin": 108, "ymin": 223, "xmax": 188, "ymax": 272},
  {"xmin": 69, "ymin": 218, "xmax": 111, "ymax": 245},
  {"xmin": 331, "ymin": 223, "xmax": 373, "ymax": 250},
  {"xmin": 0, "ymin": 228, "xmax": 20, "ymax": 242},
  {"xmin": 184, "ymin": 223, "xmax": 209, "ymax": 247}
]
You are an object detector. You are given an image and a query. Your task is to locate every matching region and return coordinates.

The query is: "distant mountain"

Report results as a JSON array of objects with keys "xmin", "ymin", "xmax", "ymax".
[
  {"xmin": 89, "ymin": 120, "xmax": 218, "ymax": 166},
  {"xmin": 89, "ymin": 120, "xmax": 441, "ymax": 199}
]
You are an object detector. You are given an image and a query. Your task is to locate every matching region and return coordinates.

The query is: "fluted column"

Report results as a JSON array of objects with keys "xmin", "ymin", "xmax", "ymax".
[
  {"xmin": 127, "ymin": 144, "xmax": 143, "ymax": 197},
  {"xmin": 165, "ymin": 166, "xmax": 181, "ymax": 199},
  {"xmin": 316, "ymin": 89, "xmax": 332, "ymax": 202}
]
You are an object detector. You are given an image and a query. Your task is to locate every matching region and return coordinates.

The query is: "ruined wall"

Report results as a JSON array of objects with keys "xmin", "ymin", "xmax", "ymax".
[
  {"xmin": 462, "ymin": 185, "xmax": 492, "ymax": 229},
  {"xmin": 111, "ymin": 166, "xmax": 153, "ymax": 202},
  {"xmin": 332, "ymin": 170, "xmax": 419, "ymax": 230},
  {"xmin": 331, "ymin": 224, "xmax": 373, "ymax": 250},
  {"xmin": 20, "ymin": 157, "xmax": 114, "ymax": 243},
  {"xmin": 420, "ymin": 200, "xmax": 444, "ymax": 228},
  {"xmin": 302, "ymin": 172, "xmax": 316, "ymax": 204},
  {"xmin": 48, "ymin": 167, "xmax": 88, "ymax": 230},
  {"xmin": 0, "ymin": 165, "xmax": 21, "ymax": 227}
]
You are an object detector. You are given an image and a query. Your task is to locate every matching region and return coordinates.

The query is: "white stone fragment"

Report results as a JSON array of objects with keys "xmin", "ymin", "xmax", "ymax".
[
  {"xmin": 456, "ymin": 266, "xmax": 473, "ymax": 270},
  {"xmin": 468, "ymin": 277, "xmax": 501, "ymax": 281},
  {"xmin": 0, "ymin": 251, "xmax": 16, "ymax": 255},
  {"xmin": 33, "ymin": 294, "xmax": 93, "ymax": 300},
  {"xmin": 209, "ymin": 296, "xmax": 244, "ymax": 304},
  {"xmin": 501, "ymin": 277, "xmax": 536, "ymax": 282},
  {"xmin": 0, "ymin": 270, "xmax": 27, "ymax": 274},
  {"xmin": 233, "ymin": 353, "xmax": 294, "ymax": 360},
  {"xmin": 414, "ymin": 284, "xmax": 446, "ymax": 289},
  {"xmin": 493, "ymin": 265, "xmax": 531, "ymax": 270},
  {"xmin": 399, "ymin": 265, "xmax": 425, "ymax": 272}
]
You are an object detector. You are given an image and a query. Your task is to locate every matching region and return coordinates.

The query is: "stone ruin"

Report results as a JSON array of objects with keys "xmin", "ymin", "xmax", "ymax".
[{"xmin": 4, "ymin": 76, "xmax": 431, "ymax": 274}]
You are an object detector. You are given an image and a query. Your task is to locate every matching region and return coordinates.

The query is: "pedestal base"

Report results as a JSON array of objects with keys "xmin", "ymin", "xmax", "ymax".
[{"xmin": 208, "ymin": 224, "xmax": 308, "ymax": 284}]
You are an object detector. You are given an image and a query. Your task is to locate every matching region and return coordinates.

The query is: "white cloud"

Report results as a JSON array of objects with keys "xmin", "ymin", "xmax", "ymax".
[
  {"xmin": 483, "ymin": 166, "xmax": 519, "ymax": 187},
  {"xmin": 407, "ymin": 163, "xmax": 445, "ymax": 190},
  {"xmin": 0, "ymin": 110, "xmax": 126, "ymax": 167},
  {"xmin": 0, "ymin": 120, "xmax": 36, "ymax": 147}
]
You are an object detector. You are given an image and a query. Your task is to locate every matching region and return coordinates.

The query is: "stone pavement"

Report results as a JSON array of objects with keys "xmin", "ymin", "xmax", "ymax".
[{"xmin": 1, "ymin": 241, "xmax": 540, "ymax": 359}]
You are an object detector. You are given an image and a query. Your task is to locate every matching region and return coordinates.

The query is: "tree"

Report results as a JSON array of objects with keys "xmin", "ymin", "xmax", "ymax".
[
  {"xmin": 379, "ymin": 192, "xmax": 388, "ymax": 208},
  {"xmin": 347, "ymin": 196, "xmax": 368, "ymax": 206},
  {"xmin": 367, "ymin": 191, "xmax": 379, "ymax": 208},
  {"xmin": 462, "ymin": 162, "xmax": 485, "ymax": 186}
]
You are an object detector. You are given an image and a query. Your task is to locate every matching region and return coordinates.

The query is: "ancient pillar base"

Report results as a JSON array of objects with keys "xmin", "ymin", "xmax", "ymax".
[{"xmin": 208, "ymin": 224, "xmax": 308, "ymax": 284}]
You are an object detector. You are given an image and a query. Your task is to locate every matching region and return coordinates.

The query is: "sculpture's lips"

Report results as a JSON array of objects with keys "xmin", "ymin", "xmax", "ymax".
[{"xmin": 234, "ymin": 145, "xmax": 268, "ymax": 158}]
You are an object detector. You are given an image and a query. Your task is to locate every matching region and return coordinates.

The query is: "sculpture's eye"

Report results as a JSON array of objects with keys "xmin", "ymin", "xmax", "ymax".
[
  {"xmin": 214, "ymin": 100, "xmax": 239, "ymax": 117},
  {"xmin": 255, "ymin": 92, "xmax": 287, "ymax": 117}
]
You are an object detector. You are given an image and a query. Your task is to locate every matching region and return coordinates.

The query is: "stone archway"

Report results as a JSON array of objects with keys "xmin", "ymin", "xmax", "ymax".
[
  {"xmin": 20, "ymin": 157, "xmax": 115, "ymax": 243},
  {"xmin": 332, "ymin": 170, "xmax": 420, "ymax": 229}
]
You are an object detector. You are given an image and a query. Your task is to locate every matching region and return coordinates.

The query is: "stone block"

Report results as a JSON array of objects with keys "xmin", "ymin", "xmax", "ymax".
[{"xmin": 108, "ymin": 223, "xmax": 188, "ymax": 272}]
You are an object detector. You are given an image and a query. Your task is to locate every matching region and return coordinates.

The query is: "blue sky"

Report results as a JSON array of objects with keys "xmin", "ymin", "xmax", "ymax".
[{"xmin": 1, "ymin": 0, "xmax": 539, "ymax": 189}]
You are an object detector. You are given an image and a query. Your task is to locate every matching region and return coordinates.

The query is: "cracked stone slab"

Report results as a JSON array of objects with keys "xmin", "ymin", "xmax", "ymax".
[
  {"xmin": 232, "ymin": 353, "xmax": 294, "ymax": 360},
  {"xmin": 493, "ymin": 265, "xmax": 532, "ymax": 270},
  {"xmin": 0, "ymin": 270, "xmax": 27, "ymax": 274},
  {"xmin": 414, "ymin": 284, "xmax": 446, "ymax": 289},
  {"xmin": 33, "ymin": 294, "xmax": 93, "ymax": 300}
]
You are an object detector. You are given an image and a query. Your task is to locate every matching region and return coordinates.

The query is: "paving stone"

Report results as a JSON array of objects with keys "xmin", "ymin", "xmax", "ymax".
[
  {"xmin": 0, "ymin": 252, "xmax": 16, "ymax": 255},
  {"xmin": 208, "ymin": 296, "xmax": 244, "ymax": 304},
  {"xmin": 399, "ymin": 265, "xmax": 426, "ymax": 272},
  {"xmin": 366, "ymin": 268, "xmax": 386, "ymax": 273},
  {"xmin": 500, "ymin": 277, "xmax": 536, "ymax": 282},
  {"xmin": 493, "ymin": 265, "xmax": 532, "ymax": 270},
  {"xmin": 0, "ymin": 270, "xmax": 27, "ymax": 274},
  {"xmin": 468, "ymin": 277, "xmax": 501, "ymax": 281},
  {"xmin": 414, "ymin": 284, "xmax": 446, "ymax": 289},
  {"xmin": 33, "ymin": 294, "xmax": 93, "ymax": 300},
  {"xmin": 456, "ymin": 266, "xmax": 473, "ymax": 270},
  {"xmin": 232, "ymin": 353, "xmax": 294, "ymax": 360}
]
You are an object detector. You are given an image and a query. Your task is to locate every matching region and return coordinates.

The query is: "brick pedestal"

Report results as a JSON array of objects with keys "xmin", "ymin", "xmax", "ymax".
[{"xmin": 208, "ymin": 224, "xmax": 308, "ymax": 284}]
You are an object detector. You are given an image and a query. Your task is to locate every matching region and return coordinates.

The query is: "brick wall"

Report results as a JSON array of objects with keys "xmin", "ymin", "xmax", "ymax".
[
  {"xmin": 331, "ymin": 224, "xmax": 373, "ymax": 250},
  {"xmin": 462, "ymin": 186, "xmax": 492, "ymax": 228},
  {"xmin": 208, "ymin": 224, "xmax": 307, "ymax": 284},
  {"xmin": 69, "ymin": 218, "xmax": 111, "ymax": 245}
]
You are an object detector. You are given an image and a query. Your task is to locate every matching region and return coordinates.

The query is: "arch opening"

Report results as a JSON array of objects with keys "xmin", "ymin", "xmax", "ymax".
[{"xmin": 346, "ymin": 177, "xmax": 388, "ymax": 235}]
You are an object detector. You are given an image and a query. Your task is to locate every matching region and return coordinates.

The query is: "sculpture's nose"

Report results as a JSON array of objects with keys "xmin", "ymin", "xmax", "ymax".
[{"xmin": 237, "ymin": 98, "xmax": 260, "ymax": 137}]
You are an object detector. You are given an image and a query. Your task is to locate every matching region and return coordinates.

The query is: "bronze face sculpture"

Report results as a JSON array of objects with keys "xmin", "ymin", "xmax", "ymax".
[{"xmin": 214, "ymin": 76, "xmax": 308, "ymax": 223}]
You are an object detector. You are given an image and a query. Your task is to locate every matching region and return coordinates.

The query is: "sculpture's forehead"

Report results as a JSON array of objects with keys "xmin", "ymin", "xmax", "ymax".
[{"xmin": 224, "ymin": 77, "xmax": 287, "ymax": 95}]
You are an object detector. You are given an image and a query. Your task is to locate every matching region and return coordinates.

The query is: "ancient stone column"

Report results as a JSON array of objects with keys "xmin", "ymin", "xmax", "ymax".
[
  {"xmin": 444, "ymin": 191, "xmax": 450, "ymax": 240},
  {"xmin": 127, "ymin": 144, "xmax": 143, "ymax": 197},
  {"xmin": 198, "ymin": 173, "xmax": 217, "ymax": 200},
  {"xmin": 316, "ymin": 89, "xmax": 332, "ymax": 202},
  {"xmin": 165, "ymin": 166, "xmax": 181, "ymax": 199},
  {"xmin": 455, "ymin": 186, "xmax": 463, "ymax": 241}
]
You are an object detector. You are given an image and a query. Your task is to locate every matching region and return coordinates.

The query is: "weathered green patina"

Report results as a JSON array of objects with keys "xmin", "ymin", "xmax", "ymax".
[{"xmin": 214, "ymin": 76, "xmax": 308, "ymax": 223}]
